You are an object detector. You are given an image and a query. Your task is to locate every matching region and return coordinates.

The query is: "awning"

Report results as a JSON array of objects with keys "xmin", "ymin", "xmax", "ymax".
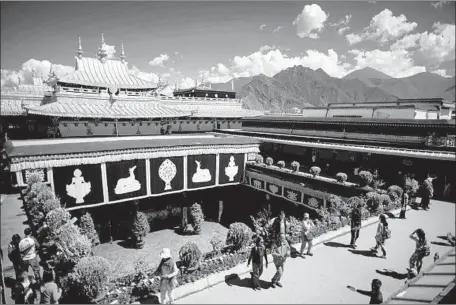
[
  {"xmin": 245, "ymin": 170, "xmax": 328, "ymax": 211},
  {"xmin": 218, "ymin": 131, "xmax": 456, "ymax": 161},
  {"xmin": 5, "ymin": 134, "xmax": 261, "ymax": 172}
]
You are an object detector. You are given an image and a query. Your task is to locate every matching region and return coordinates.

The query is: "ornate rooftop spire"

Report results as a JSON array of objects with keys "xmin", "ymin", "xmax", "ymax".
[
  {"xmin": 97, "ymin": 33, "xmax": 108, "ymax": 62},
  {"xmin": 76, "ymin": 36, "xmax": 84, "ymax": 59},
  {"xmin": 120, "ymin": 42, "xmax": 126, "ymax": 62}
]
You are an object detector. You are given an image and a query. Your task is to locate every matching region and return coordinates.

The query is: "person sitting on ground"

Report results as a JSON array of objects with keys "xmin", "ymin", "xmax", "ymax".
[
  {"xmin": 270, "ymin": 234, "xmax": 290, "ymax": 289},
  {"xmin": 347, "ymin": 278, "xmax": 383, "ymax": 304},
  {"xmin": 19, "ymin": 228, "xmax": 41, "ymax": 283},
  {"xmin": 40, "ymin": 269, "xmax": 61, "ymax": 304},
  {"xmin": 8, "ymin": 234, "xmax": 23, "ymax": 279},
  {"xmin": 12, "ymin": 271, "xmax": 36, "ymax": 304},
  {"xmin": 247, "ymin": 236, "xmax": 268, "ymax": 291}
]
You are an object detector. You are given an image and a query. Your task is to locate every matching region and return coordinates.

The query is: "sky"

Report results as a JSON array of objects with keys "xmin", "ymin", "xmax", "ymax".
[{"xmin": 1, "ymin": 1, "xmax": 455, "ymax": 89}]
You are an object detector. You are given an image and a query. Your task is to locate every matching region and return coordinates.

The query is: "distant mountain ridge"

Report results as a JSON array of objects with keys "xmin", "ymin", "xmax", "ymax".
[{"xmin": 210, "ymin": 66, "xmax": 455, "ymax": 111}]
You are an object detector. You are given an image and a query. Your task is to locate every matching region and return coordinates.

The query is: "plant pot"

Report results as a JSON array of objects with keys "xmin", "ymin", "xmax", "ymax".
[{"xmin": 133, "ymin": 235, "xmax": 145, "ymax": 249}]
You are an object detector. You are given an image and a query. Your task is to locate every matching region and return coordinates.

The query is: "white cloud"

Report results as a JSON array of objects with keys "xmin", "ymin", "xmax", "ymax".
[
  {"xmin": 431, "ymin": 69, "xmax": 451, "ymax": 77},
  {"xmin": 293, "ymin": 4, "xmax": 329, "ymax": 39},
  {"xmin": 259, "ymin": 45, "xmax": 273, "ymax": 53},
  {"xmin": 272, "ymin": 26, "xmax": 283, "ymax": 33},
  {"xmin": 149, "ymin": 54, "xmax": 170, "ymax": 67},
  {"xmin": 104, "ymin": 44, "xmax": 116, "ymax": 59},
  {"xmin": 349, "ymin": 48, "xmax": 426, "ymax": 78},
  {"xmin": 260, "ymin": 24, "xmax": 266, "ymax": 31},
  {"xmin": 368, "ymin": 0, "xmax": 376, "ymax": 3},
  {"xmin": 129, "ymin": 66, "xmax": 159, "ymax": 84},
  {"xmin": 201, "ymin": 46, "xmax": 351, "ymax": 81},
  {"xmin": 337, "ymin": 26, "xmax": 350, "ymax": 35},
  {"xmin": 390, "ymin": 22, "xmax": 455, "ymax": 68},
  {"xmin": 431, "ymin": 1, "xmax": 449, "ymax": 8},
  {"xmin": 1, "ymin": 59, "xmax": 74, "ymax": 87},
  {"xmin": 330, "ymin": 14, "xmax": 352, "ymax": 27},
  {"xmin": 179, "ymin": 77, "xmax": 195, "ymax": 89},
  {"xmin": 345, "ymin": 9, "xmax": 417, "ymax": 45}
]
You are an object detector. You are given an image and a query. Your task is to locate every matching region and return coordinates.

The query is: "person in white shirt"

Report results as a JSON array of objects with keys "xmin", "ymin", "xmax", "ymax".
[
  {"xmin": 19, "ymin": 228, "xmax": 41, "ymax": 282},
  {"xmin": 300, "ymin": 213, "xmax": 314, "ymax": 257}
]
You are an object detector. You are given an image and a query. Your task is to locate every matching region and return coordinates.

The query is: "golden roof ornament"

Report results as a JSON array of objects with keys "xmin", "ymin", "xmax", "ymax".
[
  {"xmin": 120, "ymin": 43, "xmax": 126, "ymax": 63},
  {"xmin": 76, "ymin": 36, "xmax": 84, "ymax": 59},
  {"xmin": 97, "ymin": 33, "xmax": 108, "ymax": 63}
]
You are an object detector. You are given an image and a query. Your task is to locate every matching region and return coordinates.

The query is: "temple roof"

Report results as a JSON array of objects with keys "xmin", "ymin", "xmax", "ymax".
[
  {"xmin": 0, "ymin": 98, "xmax": 42, "ymax": 116},
  {"xmin": 58, "ymin": 57, "xmax": 156, "ymax": 89},
  {"xmin": 26, "ymin": 97, "xmax": 190, "ymax": 119}
]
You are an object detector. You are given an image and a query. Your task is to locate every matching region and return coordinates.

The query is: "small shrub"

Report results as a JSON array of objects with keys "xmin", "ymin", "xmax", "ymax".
[
  {"xmin": 277, "ymin": 160, "xmax": 286, "ymax": 169},
  {"xmin": 347, "ymin": 196, "xmax": 364, "ymax": 209},
  {"xmin": 133, "ymin": 256, "xmax": 149, "ymax": 281},
  {"xmin": 327, "ymin": 195, "xmax": 351, "ymax": 217},
  {"xmin": 209, "ymin": 234, "xmax": 225, "ymax": 254},
  {"xmin": 42, "ymin": 198, "xmax": 61, "ymax": 215},
  {"xmin": 46, "ymin": 208, "xmax": 72, "ymax": 234},
  {"xmin": 287, "ymin": 216, "xmax": 302, "ymax": 244},
  {"xmin": 179, "ymin": 242, "xmax": 202, "ymax": 269},
  {"xmin": 291, "ymin": 161, "xmax": 300, "ymax": 172},
  {"xmin": 131, "ymin": 212, "xmax": 150, "ymax": 238},
  {"xmin": 226, "ymin": 222, "xmax": 253, "ymax": 251},
  {"xmin": 265, "ymin": 157, "xmax": 274, "ymax": 166},
  {"xmin": 336, "ymin": 172, "xmax": 348, "ymax": 183},
  {"xmin": 359, "ymin": 171, "xmax": 373, "ymax": 186},
  {"xmin": 255, "ymin": 155, "xmax": 264, "ymax": 165},
  {"xmin": 79, "ymin": 212, "xmax": 100, "ymax": 246},
  {"xmin": 405, "ymin": 177, "xmax": 419, "ymax": 196},
  {"xmin": 54, "ymin": 223, "xmax": 92, "ymax": 267},
  {"xmin": 70, "ymin": 256, "xmax": 111, "ymax": 302},
  {"xmin": 189, "ymin": 203, "xmax": 204, "ymax": 235},
  {"xmin": 387, "ymin": 185, "xmax": 404, "ymax": 202},
  {"xmin": 310, "ymin": 166, "xmax": 321, "ymax": 176}
]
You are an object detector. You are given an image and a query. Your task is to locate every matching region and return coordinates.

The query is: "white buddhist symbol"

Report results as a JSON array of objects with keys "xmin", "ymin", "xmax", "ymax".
[
  {"xmin": 159, "ymin": 159, "xmax": 177, "ymax": 191},
  {"xmin": 308, "ymin": 197, "xmax": 319, "ymax": 208},
  {"xmin": 224, "ymin": 156, "xmax": 239, "ymax": 182},
  {"xmin": 66, "ymin": 169, "xmax": 91, "ymax": 204},
  {"xmin": 269, "ymin": 184, "xmax": 279, "ymax": 194},
  {"xmin": 286, "ymin": 190, "xmax": 298, "ymax": 201},
  {"xmin": 192, "ymin": 160, "xmax": 212, "ymax": 183},
  {"xmin": 115, "ymin": 165, "xmax": 141, "ymax": 195},
  {"xmin": 253, "ymin": 180, "xmax": 262, "ymax": 189}
]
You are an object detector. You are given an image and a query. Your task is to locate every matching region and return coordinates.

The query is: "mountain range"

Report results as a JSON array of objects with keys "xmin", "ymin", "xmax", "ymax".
[{"xmin": 210, "ymin": 66, "xmax": 456, "ymax": 110}]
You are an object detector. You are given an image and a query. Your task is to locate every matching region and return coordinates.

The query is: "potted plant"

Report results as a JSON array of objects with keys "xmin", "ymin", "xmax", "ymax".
[
  {"xmin": 310, "ymin": 166, "xmax": 321, "ymax": 177},
  {"xmin": 336, "ymin": 172, "xmax": 347, "ymax": 184},
  {"xmin": 265, "ymin": 157, "xmax": 274, "ymax": 166},
  {"xmin": 255, "ymin": 155, "xmax": 264, "ymax": 165},
  {"xmin": 291, "ymin": 161, "xmax": 300, "ymax": 172},
  {"xmin": 277, "ymin": 160, "xmax": 286, "ymax": 169},
  {"xmin": 131, "ymin": 212, "xmax": 150, "ymax": 249}
]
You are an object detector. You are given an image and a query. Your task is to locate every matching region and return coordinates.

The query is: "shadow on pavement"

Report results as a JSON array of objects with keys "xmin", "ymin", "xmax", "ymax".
[
  {"xmin": 139, "ymin": 295, "xmax": 160, "ymax": 304},
  {"xmin": 385, "ymin": 212, "xmax": 396, "ymax": 219},
  {"xmin": 225, "ymin": 274, "xmax": 271, "ymax": 290},
  {"xmin": 324, "ymin": 241, "xmax": 351, "ymax": 248},
  {"xmin": 431, "ymin": 241, "xmax": 452, "ymax": 247},
  {"xmin": 290, "ymin": 246, "xmax": 301, "ymax": 258},
  {"xmin": 376, "ymin": 269, "xmax": 408, "ymax": 280},
  {"xmin": 348, "ymin": 249, "xmax": 378, "ymax": 258}
]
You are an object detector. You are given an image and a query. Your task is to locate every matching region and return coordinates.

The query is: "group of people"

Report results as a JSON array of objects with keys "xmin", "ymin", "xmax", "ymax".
[{"xmin": 7, "ymin": 228, "xmax": 61, "ymax": 304}]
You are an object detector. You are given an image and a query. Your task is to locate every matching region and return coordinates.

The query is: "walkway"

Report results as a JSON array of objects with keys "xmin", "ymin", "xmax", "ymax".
[{"xmin": 176, "ymin": 200, "xmax": 455, "ymax": 304}]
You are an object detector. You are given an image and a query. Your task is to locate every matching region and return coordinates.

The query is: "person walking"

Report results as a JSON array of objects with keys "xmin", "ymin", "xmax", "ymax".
[
  {"xmin": 350, "ymin": 204, "xmax": 362, "ymax": 248},
  {"xmin": 270, "ymin": 235, "xmax": 290, "ymax": 288},
  {"xmin": 421, "ymin": 175, "xmax": 435, "ymax": 210},
  {"xmin": 272, "ymin": 210, "xmax": 289, "ymax": 244},
  {"xmin": 371, "ymin": 214, "xmax": 389, "ymax": 259},
  {"xmin": 399, "ymin": 191, "xmax": 409, "ymax": 219},
  {"xmin": 347, "ymin": 279, "xmax": 383, "ymax": 304},
  {"xmin": 154, "ymin": 248, "xmax": 179, "ymax": 304},
  {"xmin": 39, "ymin": 269, "xmax": 61, "ymax": 304},
  {"xmin": 247, "ymin": 237, "xmax": 268, "ymax": 290},
  {"xmin": 299, "ymin": 213, "xmax": 314, "ymax": 257},
  {"xmin": 408, "ymin": 229, "xmax": 430, "ymax": 278},
  {"xmin": 8, "ymin": 234, "xmax": 23, "ymax": 279},
  {"xmin": 19, "ymin": 228, "xmax": 41, "ymax": 282}
]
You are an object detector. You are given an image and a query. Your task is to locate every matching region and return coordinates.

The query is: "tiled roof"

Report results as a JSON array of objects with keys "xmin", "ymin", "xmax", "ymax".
[
  {"xmin": 58, "ymin": 57, "xmax": 156, "ymax": 89},
  {"xmin": 26, "ymin": 97, "xmax": 190, "ymax": 119},
  {"xmin": 0, "ymin": 98, "xmax": 42, "ymax": 116},
  {"xmin": 168, "ymin": 104, "xmax": 263, "ymax": 118}
]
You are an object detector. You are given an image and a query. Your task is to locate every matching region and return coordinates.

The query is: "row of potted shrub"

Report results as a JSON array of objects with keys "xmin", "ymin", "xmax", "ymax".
[
  {"xmin": 21, "ymin": 173, "xmax": 110, "ymax": 304},
  {"xmin": 102, "ymin": 181, "xmax": 408, "ymax": 304}
]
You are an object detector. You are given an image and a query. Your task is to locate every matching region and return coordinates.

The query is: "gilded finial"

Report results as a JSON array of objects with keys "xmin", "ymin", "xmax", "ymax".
[
  {"xmin": 101, "ymin": 33, "xmax": 105, "ymax": 45},
  {"xmin": 76, "ymin": 36, "xmax": 84, "ymax": 58},
  {"xmin": 97, "ymin": 33, "xmax": 108, "ymax": 62},
  {"xmin": 120, "ymin": 42, "xmax": 126, "ymax": 62}
]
